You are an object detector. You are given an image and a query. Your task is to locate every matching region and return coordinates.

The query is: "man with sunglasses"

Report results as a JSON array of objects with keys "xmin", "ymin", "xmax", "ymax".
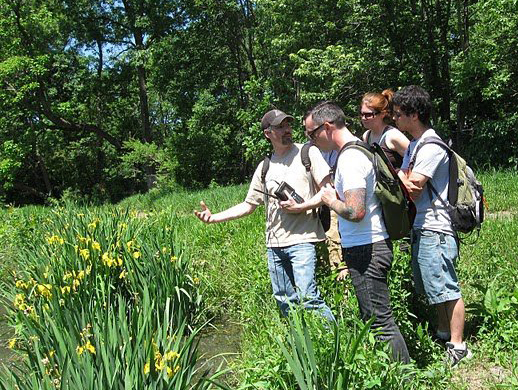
[
  {"xmin": 194, "ymin": 109, "xmax": 335, "ymax": 322},
  {"xmin": 304, "ymin": 113, "xmax": 347, "ymax": 280},
  {"xmin": 303, "ymin": 101, "xmax": 410, "ymax": 363},
  {"xmin": 393, "ymin": 86, "xmax": 471, "ymax": 367}
]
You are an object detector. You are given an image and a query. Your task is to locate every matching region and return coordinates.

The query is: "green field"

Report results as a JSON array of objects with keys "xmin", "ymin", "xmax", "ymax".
[{"xmin": 1, "ymin": 170, "xmax": 517, "ymax": 389}]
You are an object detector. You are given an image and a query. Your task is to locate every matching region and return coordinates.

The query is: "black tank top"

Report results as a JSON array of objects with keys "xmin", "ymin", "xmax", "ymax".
[{"xmin": 367, "ymin": 126, "xmax": 404, "ymax": 169}]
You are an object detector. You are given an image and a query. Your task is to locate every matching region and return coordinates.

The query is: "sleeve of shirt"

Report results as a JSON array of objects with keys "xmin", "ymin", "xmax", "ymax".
[
  {"xmin": 400, "ymin": 142, "xmax": 414, "ymax": 171},
  {"xmin": 244, "ymin": 162, "xmax": 265, "ymax": 206},
  {"xmin": 309, "ymin": 146, "xmax": 331, "ymax": 186},
  {"xmin": 337, "ymin": 148, "xmax": 369, "ymax": 191},
  {"xmin": 412, "ymin": 144, "xmax": 448, "ymax": 179}
]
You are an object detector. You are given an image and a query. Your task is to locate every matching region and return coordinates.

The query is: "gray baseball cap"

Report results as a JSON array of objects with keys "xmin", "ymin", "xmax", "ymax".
[{"xmin": 261, "ymin": 109, "xmax": 294, "ymax": 130}]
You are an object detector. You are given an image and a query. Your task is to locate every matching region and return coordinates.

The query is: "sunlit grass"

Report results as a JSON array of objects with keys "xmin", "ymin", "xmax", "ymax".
[{"xmin": 478, "ymin": 169, "xmax": 518, "ymax": 213}]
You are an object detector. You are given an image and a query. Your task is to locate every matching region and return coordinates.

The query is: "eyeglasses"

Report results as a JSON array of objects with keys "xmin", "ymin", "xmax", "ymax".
[
  {"xmin": 306, "ymin": 123, "xmax": 325, "ymax": 140},
  {"xmin": 360, "ymin": 111, "xmax": 378, "ymax": 120},
  {"xmin": 269, "ymin": 122, "xmax": 291, "ymax": 131}
]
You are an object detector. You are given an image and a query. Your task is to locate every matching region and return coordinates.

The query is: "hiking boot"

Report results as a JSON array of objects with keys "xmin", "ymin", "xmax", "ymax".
[{"xmin": 445, "ymin": 342, "xmax": 472, "ymax": 367}]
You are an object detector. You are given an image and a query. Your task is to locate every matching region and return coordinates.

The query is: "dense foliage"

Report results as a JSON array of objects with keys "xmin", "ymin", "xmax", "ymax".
[{"xmin": 1, "ymin": 0, "xmax": 517, "ymax": 204}]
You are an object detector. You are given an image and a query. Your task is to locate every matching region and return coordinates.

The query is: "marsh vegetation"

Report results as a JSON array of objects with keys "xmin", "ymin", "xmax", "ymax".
[{"xmin": 0, "ymin": 170, "xmax": 517, "ymax": 389}]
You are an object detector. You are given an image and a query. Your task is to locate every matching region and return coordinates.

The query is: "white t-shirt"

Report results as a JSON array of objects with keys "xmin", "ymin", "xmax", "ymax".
[
  {"xmin": 401, "ymin": 129, "xmax": 454, "ymax": 235},
  {"xmin": 334, "ymin": 137, "xmax": 388, "ymax": 248},
  {"xmin": 245, "ymin": 143, "xmax": 329, "ymax": 247}
]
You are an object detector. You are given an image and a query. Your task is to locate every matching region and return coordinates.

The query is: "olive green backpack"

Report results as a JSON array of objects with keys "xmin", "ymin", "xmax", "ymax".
[{"xmin": 332, "ymin": 141, "xmax": 416, "ymax": 240}]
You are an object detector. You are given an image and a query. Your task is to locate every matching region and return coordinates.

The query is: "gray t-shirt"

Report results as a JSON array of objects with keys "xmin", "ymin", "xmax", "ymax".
[
  {"xmin": 401, "ymin": 129, "xmax": 454, "ymax": 235},
  {"xmin": 245, "ymin": 143, "xmax": 328, "ymax": 247}
]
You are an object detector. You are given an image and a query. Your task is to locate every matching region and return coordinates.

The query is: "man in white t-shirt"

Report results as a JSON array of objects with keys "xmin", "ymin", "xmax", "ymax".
[
  {"xmin": 303, "ymin": 101, "xmax": 409, "ymax": 363},
  {"xmin": 394, "ymin": 85, "xmax": 471, "ymax": 367},
  {"xmin": 194, "ymin": 109, "xmax": 335, "ymax": 322}
]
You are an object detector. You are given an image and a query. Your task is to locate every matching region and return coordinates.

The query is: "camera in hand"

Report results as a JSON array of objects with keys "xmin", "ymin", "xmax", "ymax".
[{"xmin": 274, "ymin": 181, "xmax": 304, "ymax": 204}]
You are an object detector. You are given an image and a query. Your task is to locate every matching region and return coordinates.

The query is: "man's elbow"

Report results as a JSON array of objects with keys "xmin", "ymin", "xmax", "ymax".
[
  {"xmin": 340, "ymin": 208, "xmax": 365, "ymax": 222},
  {"xmin": 243, "ymin": 202, "xmax": 257, "ymax": 216},
  {"xmin": 350, "ymin": 210, "xmax": 366, "ymax": 222}
]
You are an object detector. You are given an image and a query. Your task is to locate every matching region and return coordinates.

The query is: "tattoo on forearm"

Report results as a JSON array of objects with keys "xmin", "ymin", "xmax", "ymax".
[{"xmin": 333, "ymin": 188, "xmax": 366, "ymax": 222}]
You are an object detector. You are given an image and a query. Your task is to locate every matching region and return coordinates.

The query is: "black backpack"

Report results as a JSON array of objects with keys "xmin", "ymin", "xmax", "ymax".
[
  {"xmin": 261, "ymin": 143, "xmax": 331, "ymax": 231},
  {"xmin": 331, "ymin": 141, "xmax": 416, "ymax": 240}
]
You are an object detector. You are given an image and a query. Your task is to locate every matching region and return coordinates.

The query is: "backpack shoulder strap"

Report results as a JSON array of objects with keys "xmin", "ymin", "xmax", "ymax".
[
  {"xmin": 301, "ymin": 142, "xmax": 318, "ymax": 198},
  {"xmin": 364, "ymin": 130, "xmax": 371, "ymax": 144},
  {"xmin": 408, "ymin": 136, "xmax": 458, "ymax": 205},
  {"xmin": 260, "ymin": 155, "xmax": 272, "ymax": 206},
  {"xmin": 300, "ymin": 142, "xmax": 319, "ymax": 218},
  {"xmin": 340, "ymin": 140, "xmax": 373, "ymax": 160},
  {"xmin": 331, "ymin": 140, "xmax": 373, "ymax": 180},
  {"xmin": 379, "ymin": 126, "xmax": 391, "ymax": 147},
  {"xmin": 408, "ymin": 136, "xmax": 451, "ymax": 169},
  {"xmin": 261, "ymin": 155, "xmax": 270, "ymax": 183},
  {"xmin": 301, "ymin": 142, "xmax": 312, "ymax": 172}
]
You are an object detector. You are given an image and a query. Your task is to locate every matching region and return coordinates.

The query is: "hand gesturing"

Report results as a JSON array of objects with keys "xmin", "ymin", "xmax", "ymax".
[{"xmin": 194, "ymin": 201, "xmax": 213, "ymax": 223}]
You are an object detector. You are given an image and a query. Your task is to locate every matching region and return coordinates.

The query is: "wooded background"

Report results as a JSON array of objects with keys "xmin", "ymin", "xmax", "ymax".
[{"xmin": 1, "ymin": 0, "xmax": 517, "ymax": 204}]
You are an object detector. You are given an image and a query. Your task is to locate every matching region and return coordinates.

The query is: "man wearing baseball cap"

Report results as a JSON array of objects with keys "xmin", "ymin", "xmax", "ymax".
[{"xmin": 195, "ymin": 109, "xmax": 335, "ymax": 322}]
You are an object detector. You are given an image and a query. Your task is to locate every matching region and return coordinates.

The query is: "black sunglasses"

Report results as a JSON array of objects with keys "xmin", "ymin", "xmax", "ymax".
[
  {"xmin": 306, "ymin": 121, "xmax": 331, "ymax": 140},
  {"xmin": 360, "ymin": 111, "xmax": 378, "ymax": 120}
]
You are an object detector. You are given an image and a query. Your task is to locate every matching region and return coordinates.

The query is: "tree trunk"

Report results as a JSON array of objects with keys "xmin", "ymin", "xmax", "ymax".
[
  {"xmin": 437, "ymin": 0, "xmax": 452, "ymax": 125},
  {"xmin": 32, "ymin": 119, "xmax": 52, "ymax": 198},
  {"xmin": 122, "ymin": 0, "xmax": 155, "ymax": 189},
  {"xmin": 455, "ymin": 0, "xmax": 470, "ymax": 150},
  {"xmin": 136, "ymin": 62, "xmax": 153, "ymax": 144},
  {"xmin": 35, "ymin": 150, "xmax": 52, "ymax": 197}
]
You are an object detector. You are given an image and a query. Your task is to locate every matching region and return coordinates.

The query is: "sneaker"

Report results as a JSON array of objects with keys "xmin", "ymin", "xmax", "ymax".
[{"xmin": 445, "ymin": 342, "xmax": 473, "ymax": 367}]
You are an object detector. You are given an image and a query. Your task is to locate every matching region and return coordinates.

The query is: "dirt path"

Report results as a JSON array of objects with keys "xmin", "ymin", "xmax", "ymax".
[{"xmin": 452, "ymin": 359, "xmax": 511, "ymax": 389}]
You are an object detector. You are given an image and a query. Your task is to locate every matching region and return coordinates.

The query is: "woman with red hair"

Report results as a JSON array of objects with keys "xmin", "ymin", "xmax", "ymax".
[{"xmin": 360, "ymin": 89, "xmax": 409, "ymax": 168}]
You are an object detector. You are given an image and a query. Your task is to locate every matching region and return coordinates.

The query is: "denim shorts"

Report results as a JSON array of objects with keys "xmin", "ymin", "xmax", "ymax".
[{"xmin": 411, "ymin": 229, "xmax": 461, "ymax": 305}]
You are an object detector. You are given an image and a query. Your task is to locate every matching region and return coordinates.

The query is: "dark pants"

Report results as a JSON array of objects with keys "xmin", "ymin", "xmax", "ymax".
[{"xmin": 343, "ymin": 239, "xmax": 410, "ymax": 363}]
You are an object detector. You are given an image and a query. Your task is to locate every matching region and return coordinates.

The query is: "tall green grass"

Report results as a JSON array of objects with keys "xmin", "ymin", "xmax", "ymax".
[
  {"xmin": 1, "ymin": 170, "xmax": 518, "ymax": 389},
  {"xmin": 0, "ymin": 206, "xmax": 224, "ymax": 389},
  {"xmin": 478, "ymin": 169, "xmax": 518, "ymax": 213}
]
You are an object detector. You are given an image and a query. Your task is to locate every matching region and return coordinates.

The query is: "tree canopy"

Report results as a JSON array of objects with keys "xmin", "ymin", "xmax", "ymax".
[{"xmin": 1, "ymin": 0, "xmax": 517, "ymax": 204}]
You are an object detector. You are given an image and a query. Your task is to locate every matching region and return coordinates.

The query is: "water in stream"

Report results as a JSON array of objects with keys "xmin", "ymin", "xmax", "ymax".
[{"xmin": 196, "ymin": 316, "xmax": 243, "ymax": 384}]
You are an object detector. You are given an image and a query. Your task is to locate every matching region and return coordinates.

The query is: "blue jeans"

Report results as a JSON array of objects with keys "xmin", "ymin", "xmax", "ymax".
[
  {"xmin": 343, "ymin": 239, "xmax": 410, "ymax": 363},
  {"xmin": 267, "ymin": 243, "xmax": 335, "ymax": 323},
  {"xmin": 411, "ymin": 229, "xmax": 461, "ymax": 304}
]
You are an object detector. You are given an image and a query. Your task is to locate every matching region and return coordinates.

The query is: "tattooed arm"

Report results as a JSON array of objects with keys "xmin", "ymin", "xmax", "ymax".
[{"xmin": 321, "ymin": 187, "xmax": 366, "ymax": 222}]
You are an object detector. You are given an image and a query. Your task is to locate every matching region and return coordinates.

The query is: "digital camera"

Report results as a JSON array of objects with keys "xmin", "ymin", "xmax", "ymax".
[{"xmin": 274, "ymin": 181, "xmax": 304, "ymax": 204}]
